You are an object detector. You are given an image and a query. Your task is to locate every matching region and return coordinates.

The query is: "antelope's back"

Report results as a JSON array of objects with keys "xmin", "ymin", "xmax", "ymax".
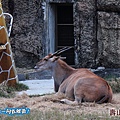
[{"xmin": 66, "ymin": 68, "xmax": 112, "ymax": 90}]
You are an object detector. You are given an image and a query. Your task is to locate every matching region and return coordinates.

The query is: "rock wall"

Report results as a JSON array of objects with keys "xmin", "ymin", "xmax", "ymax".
[
  {"xmin": 2, "ymin": 0, "xmax": 120, "ymax": 68},
  {"xmin": 74, "ymin": 0, "xmax": 120, "ymax": 68},
  {"xmin": 97, "ymin": 0, "xmax": 120, "ymax": 68},
  {"xmin": 2, "ymin": 0, "xmax": 44, "ymax": 68},
  {"xmin": 97, "ymin": 12, "xmax": 120, "ymax": 67},
  {"xmin": 74, "ymin": 0, "xmax": 97, "ymax": 68}
]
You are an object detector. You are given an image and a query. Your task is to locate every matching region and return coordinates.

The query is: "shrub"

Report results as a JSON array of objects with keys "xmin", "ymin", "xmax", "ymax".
[{"xmin": 0, "ymin": 82, "xmax": 29, "ymax": 98}]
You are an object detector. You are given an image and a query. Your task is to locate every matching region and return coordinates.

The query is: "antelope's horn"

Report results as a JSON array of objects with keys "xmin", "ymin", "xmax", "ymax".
[
  {"xmin": 50, "ymin": 47, "xmax": 68, "ymax": 57},
  {"xmin": 51, "ymin": 46, "xmax": 73, "ymax": 57},
  {"xmin": 57, "ymin": 46, "xmax": 73, "ymax": 55}
]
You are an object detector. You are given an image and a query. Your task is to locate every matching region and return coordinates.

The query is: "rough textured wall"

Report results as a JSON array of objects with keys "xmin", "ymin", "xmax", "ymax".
[
  {"xmin": 97, "ymin": 12, "xmax": 120, "ymax": 67},
  {"xmin": 97, "ymin": 0, "xmax": 120, "ymax": 68},
  {"xmin": 97, "ymin": 0, "xmax": 120, "ymax": 12},
  {"xmin": 74, "ymin": 0, "xmax": 120, "ymax": 68},
  {"xmin": 2, "ymin": 0, "xmax": 44, "ymax": 68},
  {"xmin": 1, "ymin": 0, "xmax": 120, "ymax": 68},
  {"xmin": 74, "ymin": 0, "xmax": 97, "ymax": 68}
]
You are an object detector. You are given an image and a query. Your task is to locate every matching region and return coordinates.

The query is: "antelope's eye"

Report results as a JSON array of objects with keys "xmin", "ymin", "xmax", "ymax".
[
  {"xmin": 39, "ymin": 59, "xmax": 42, "ymax": 61},
  {"xmin": 44, "ymin": 58, "xmax": 48, "ymax": 61}
]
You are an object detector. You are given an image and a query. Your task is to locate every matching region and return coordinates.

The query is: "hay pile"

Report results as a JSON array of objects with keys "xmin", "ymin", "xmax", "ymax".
[{"xmin": 0, "ymin": 92, "xmax": 120, "ymax": 116}]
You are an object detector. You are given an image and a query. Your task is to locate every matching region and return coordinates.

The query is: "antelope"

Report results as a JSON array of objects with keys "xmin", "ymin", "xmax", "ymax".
[{"xmin": 34, "ymin": 47, "xmax": 113, "ymax": 105}]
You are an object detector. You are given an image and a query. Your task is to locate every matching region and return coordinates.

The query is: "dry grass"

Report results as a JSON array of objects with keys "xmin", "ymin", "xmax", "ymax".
[
  {"xmin": 0, "ymin": 93, "xmax": 120, "ymax": 120},
  {"xmin": 1, "ymin": 110, "xmax": 119, "ymax": 120},
  {"xmin": 0, "ymin": 78, "xmax": 120, "ymax": 119}
]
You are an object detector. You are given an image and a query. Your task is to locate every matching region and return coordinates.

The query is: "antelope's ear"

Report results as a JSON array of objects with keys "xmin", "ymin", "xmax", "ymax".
[
  {"xmin": 50, "ymin": 56, "xmax": 60, "ymax": 62},
  {"xmin": 60, "ymin": 57, "xmax": 66, "ymax": 60}
]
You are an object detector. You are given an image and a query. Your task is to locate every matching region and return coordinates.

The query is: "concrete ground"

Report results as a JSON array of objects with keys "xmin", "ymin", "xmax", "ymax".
[{"xmin": 18, "ymin": 79, "xmax": 54, "ymax": 95}]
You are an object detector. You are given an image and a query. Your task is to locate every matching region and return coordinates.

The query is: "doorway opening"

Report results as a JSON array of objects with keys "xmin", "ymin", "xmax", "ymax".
[
  {"xmin": 56, "ymin": 4, "xmax": 74, "ymax": 65},
  {"xmin": 49, "ymin": 3, "xmax": 74, "ymax": 65}
]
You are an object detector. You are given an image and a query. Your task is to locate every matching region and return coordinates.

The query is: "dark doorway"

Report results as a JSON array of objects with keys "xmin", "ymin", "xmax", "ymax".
[{"xmin": 56, "ymin": 4, "xmax": 74, "ymax": 65}]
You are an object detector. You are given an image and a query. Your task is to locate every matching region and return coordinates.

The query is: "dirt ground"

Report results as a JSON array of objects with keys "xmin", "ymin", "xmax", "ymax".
[{"xmin": 0, "ymin": 93, "xmax": 120, "ymax": 117}]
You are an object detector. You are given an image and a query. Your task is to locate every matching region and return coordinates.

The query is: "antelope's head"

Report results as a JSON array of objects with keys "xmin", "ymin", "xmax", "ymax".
[
  {"xmin": 34, "ymin": 47, "xmax": 72, "ymax": 71},
  {"xmin": 34, "ymin": 54, "xmax": 59, "ymax": 71}
]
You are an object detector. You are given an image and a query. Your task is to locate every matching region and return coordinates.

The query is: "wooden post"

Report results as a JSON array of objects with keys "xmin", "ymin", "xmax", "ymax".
[{"xmin": 0, "ymin": 0, "xmax": 18, "ymax": 86}]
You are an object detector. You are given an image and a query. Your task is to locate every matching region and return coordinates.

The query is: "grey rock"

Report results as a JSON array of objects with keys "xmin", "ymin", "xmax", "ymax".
[
  {"xmin": 2, "ymin": 0, "xmax": 120, "ymax": 69},
  {"xmin": 97, "ymin": 0, "xmax": 120, "ymax": 12},
  {"xmin": 97, "ymin": 12, "xmax": 120, "ymax": 67},
  {"xmin": 2, "ymin": 0, "xmax": 44, "ymax": 68}
]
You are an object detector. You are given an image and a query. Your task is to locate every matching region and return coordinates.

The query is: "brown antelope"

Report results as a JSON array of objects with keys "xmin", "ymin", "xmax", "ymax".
[{"xmin": 34, "ymin": 47, "xmax": 113, "ymax": 105}]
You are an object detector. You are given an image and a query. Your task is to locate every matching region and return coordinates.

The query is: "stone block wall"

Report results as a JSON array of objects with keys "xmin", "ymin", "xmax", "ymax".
[
  {"xmin": 97, "ymin": 0, "xmax": 120, "ymax": 68},
  {"xmin": 74, "ymin": 0, "xmax": 97, "ymax": 68},
  {"xmin": 74, "ymin": 0, "xmax": 120, "ymax": 68},
  {"xmin": 97, "ymin": 12, "xmax": 120, "ymax": 67},
  {"xmin": 2, "ymin": 0, "xmax": 120, "ymax": 68},
  {"xmin": 2, "ymin": 0, "xmax": 44, "ymax": 68}
]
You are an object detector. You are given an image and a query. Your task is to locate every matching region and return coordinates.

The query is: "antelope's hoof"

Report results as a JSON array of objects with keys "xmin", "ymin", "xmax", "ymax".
[{"xmin": 60, "ymin": 99, "xmax": 66, "ymax": 104}]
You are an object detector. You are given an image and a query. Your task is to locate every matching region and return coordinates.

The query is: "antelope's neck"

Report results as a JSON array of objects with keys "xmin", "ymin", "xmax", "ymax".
[{"xmin": 52, "ymin": 60, "xmax": 75, "ymax": 85}]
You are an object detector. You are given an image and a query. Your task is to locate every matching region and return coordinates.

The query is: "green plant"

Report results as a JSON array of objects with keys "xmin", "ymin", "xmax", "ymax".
[
  {"xmin": 104, "ymin": 75, "xmax": 117, "ymax": 81},
  {"xmin": 14, "ymin": 83, "xmax": 29, "ymax": 91},
  {"xmin": 25, "ymin": 74, "xmax": 29, "ymax": 80},
  {"xmin": 108, "ymin": 78, "xmax": 120, "ymax": 93},
  {"xmin": 0, "ymin": 82, "xmax": 29, "ymax": 98},
  {"xmin": 103, "ymin": 75, "xmax": 120, "ymax": 93}
]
